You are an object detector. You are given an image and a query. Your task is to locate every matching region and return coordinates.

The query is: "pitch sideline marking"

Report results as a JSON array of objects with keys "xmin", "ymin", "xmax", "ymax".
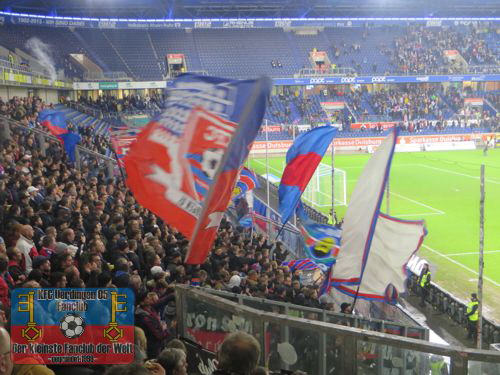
[
  {"xmin": 422, "ymin": 244, "xmax": 500, "ymax": 287},
  {"xmin": 394, "ymin": 212, "xmax": 444, "ymax": 217},
  {"xmin": 390, "ymin": 192, "xmax": 445, "ymax": 215},
  {"xmin": 418, "ymin": 164, "xmax": 500, "ymax": 185},
  {"xmin": 446, "ymin": 250, "xmax": 500, "ymax": 256}
]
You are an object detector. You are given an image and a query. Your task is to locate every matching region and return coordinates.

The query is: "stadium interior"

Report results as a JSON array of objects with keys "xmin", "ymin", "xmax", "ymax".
[{"xmin": 0, "ymin": 0, "xmax": 499, "ymax": 374}]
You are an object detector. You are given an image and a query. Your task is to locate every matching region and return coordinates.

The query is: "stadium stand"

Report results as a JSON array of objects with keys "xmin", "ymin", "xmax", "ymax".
[{"xmin": 1, "ymin": 24, "xmax": 497, "ymax": 80}]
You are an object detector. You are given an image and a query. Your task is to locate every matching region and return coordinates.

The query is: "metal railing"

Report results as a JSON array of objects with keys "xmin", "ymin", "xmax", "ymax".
[
  {"xmin": 83, "ymin": 71, "xmax": 131, "ymax": 81},
  {"xmin": 407, "ymin": 273, "xmax": 500, "ymax": 347},
  {"xmin": 358, "ymin": 114, "xmax": 393, "ymax": 123},
  {"xmin": 196, "ymin": 287, "xmax": 427, "ymax": 339},
  {"xmin": 468, "ymin": 65, "xmax": 499, "ymax": 74},
  {"xmin": 167, "ymin": 70, "xmax": 208, "ymax": 79},
  {"xmin": 176, "ymin": 285, "xmax": 500, "ymax": 375},
  {"xmin": 0, "ymin": 65, "xmax": 71, "ymax": 88},
  {"xmin": 296, "ymin": 67, "xmax": 357, "ymax": 77}
]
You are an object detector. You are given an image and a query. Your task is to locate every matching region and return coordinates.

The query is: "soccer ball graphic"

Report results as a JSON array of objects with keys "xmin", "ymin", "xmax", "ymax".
[
  {"xmin": 60, "ymin": 313, "xmax": 85, "ymax": 339},
  {"xmin": 200, "ymin": 148, "xmax": 223, "ymax": 179}
]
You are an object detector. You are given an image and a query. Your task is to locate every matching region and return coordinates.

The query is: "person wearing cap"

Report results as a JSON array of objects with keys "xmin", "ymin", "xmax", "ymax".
[
  {"xmin": 466, "ymin": 293, "xmax": 479, "ymax": 342},
  {"xmin": 26, "ymin": 186, "xmax": 43, "ymax": 208}
]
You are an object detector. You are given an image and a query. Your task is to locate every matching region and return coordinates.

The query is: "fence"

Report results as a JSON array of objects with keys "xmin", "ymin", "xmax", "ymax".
[
  {"xmin": 176, "ymin": 285, "xmax": 500, "ymax": 375},
  {"xmin": 407, "ymin": 273, "xmax": 500, "ymax": 347},
  {"xmin": 83, "ymin": 71, "xmax": 130, "ymax": 81},
  {"xmin": 193, "ymin": 287, "xmax": 427, "ymax": 338}
]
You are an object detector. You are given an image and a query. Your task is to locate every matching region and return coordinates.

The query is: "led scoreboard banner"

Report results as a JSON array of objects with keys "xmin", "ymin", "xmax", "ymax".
[{"xmin": 11, "ymin": 288, "xmax": 135, "ymax": 365}]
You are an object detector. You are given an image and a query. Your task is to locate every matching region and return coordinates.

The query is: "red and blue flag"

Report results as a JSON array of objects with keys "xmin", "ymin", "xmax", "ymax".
[
  {"xmin": 296, "ymin": 203, "xmax": 341, "ymax": 271},
  {"xmin": 283, "ymin": 258, "xmax": 319, "ymax": 271},
  {"xmin": 39, "ymin": 109, "xmax": 69, "ymax": 136},
  {"xmin": 125, "ymin": 74, "xmax": 271, "ymax": 264},
  {"xmin": 278, "ymin": 126, "xmax": 337, "ymax": 225},
  {"xmin": 39, "ymin": 109, "xmax": 81, "ymax": 163},
  {"xmin": 233, "ymin": 167, "xmax": 259, "ymax": 199}
]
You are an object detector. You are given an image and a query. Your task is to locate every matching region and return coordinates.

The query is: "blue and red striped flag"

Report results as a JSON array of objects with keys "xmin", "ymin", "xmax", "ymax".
[
  {"xmin": 278, "ymin": 126, "xmax": 337, "ymax": 225},
  {"xmin": 283, "ymin": 258, "xmax": 319, "ymax": 271}
]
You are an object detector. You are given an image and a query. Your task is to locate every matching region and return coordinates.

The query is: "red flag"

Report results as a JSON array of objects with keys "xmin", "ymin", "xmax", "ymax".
[
  {"xmin": 125, "ymin": 74, "xmax": 271, "ymax": 264},
  {"xmin": 125, "ymin": 106, "xmax": 237, "ymax": 240}
]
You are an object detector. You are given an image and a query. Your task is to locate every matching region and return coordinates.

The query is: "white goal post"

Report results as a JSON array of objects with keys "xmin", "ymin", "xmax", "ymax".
[{"xmin": 302, "ymin": 162, "xmax": 347, "ymax": 209}]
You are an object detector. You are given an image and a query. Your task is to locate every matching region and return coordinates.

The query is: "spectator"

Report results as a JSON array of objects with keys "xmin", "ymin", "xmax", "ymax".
[
  {"xmin": 135, "ymin": 292, "xmax": 171, "ymax": 358},
  {"xmin": 157, "ymin": 348, "xmax": 187, "ymax": 375},
  {"xmin": 213, "ymin": 331, "xmax": 260, "ymax": 375}
]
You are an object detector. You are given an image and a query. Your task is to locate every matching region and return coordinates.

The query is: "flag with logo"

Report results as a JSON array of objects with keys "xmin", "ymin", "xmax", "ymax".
[
  {"xmin": 278, "ymin": 126, "xmax": 337, "ymax": 225},
  {"xmin": 233, "ymin": 167, "xmax": 259, "ymax": 199},
  {"xmin": 296, "ymin": 203, "xmax": 341, "ymax": 272},
  {"xmin": 125, "ymin": 74, "xmax": 271, "ymax": 264}
]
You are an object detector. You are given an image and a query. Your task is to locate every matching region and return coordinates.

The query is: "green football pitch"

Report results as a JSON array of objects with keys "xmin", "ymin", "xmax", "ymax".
[{"xmin": 249, "ymin": 149, "xmax": 500, "ymax": 321}]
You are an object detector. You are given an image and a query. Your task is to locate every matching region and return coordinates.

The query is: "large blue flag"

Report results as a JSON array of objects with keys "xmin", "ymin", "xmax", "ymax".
[
  {"xmin": 59, "ymin": 132, "xmax": 82, "ymax": 163},
  {"xmin": 278, "ymin": 126, "xmax": 337, "ymax": 225}
]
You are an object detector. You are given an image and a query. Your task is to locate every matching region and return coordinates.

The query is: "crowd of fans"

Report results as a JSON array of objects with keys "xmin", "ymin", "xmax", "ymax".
[
  {"xmin": 78, "ymin": 93, "xmax": 166, "ymax": 114},
  {"xmin": 0, "ymin": 97, "xmax": 339, "ymax": 374},
  {"xmin": 369, "ymin": 86, "xmax": 448, "ymax": 121},
  {"xmin": 1, "ymin": 96, "xmax": 111, "ymax": 156},
  {"xmin": 390, "ymin": 25, "xmax": 497, "ymax": 75}
]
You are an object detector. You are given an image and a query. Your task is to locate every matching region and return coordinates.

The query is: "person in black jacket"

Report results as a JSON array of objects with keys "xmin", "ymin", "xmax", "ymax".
[{"xmin": 135, "ymin": 292, "xmax": 172, "ymax": 358}]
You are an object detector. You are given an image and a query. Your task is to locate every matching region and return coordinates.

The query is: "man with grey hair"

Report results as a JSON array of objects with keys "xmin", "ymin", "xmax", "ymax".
[
  {"xmin": 157, "ymin": 347, "xmax": 187, "ymax": 375},
  {"xmin": 212, "ymin": 331, "xmax": 260, "ymax": 375}
]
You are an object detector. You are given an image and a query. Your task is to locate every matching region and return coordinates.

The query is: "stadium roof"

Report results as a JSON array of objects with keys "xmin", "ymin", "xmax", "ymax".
[{"xmin": 1, "ymin": 0, "xmax": 498, "ymax": 19}]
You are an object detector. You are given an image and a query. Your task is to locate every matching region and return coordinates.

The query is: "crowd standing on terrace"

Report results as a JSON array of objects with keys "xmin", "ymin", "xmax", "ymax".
[{"xmin": 0, "ymin": 96, "xmax": 338, "ymax": 374}]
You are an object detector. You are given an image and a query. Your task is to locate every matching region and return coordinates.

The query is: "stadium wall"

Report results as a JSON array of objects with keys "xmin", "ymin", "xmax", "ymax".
[{"xmin": 0, "ymin": 85, "xmax": 60, "ymax": 104}]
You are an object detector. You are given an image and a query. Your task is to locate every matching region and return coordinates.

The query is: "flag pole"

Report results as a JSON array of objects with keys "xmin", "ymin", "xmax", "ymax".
[
  {"xmin": 386, "ymin": 175, "xmax": 390, "ymax": 214},
  {"xmin": 331, "ymin": 139, "xmax": 335, "ymax": 218},
  {"xmin": 265, "ymin": 120, "xmax": 271, "ymax": 238},
  {"xmin": 477, "ymin": 164, "xmax": 485, "ymax": 349}
]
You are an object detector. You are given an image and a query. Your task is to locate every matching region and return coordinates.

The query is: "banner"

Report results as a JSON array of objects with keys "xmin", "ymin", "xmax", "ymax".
[
  {"xmin": 250, "ymin": 133, "xmax": 495, "ymax": 153},
  {"xmin": 261, "ymin": 125, "xmax": 282, "ymax": 132},
  {"xmin": 11, "ymin": 288, "xmax": 134, "ymax": 365},
  {"xmin": 464, "ymin": 98, "xmax": 484, "ymax": 106},
  {"xmin": 125, "ymin": 74, "xmax": 271, "ymax": 264},
  {"xmin": 321, "ymin": 102, "xmax": 345, "ymax": 110},
  {"xmin": 1, "ymin": 12, "xmax": 496, "ymax": 30},
  {"xmin": 350, "ymin": 122, "xmax": 397, "ymax": 130}
]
